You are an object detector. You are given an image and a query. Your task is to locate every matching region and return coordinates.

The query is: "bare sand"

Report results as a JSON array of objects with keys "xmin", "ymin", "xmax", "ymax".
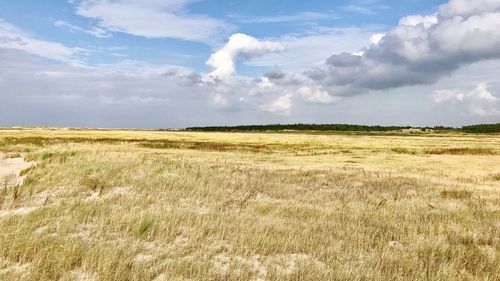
[{"xmin": 0, "ymin": 155, "xmax": 32, "ymax": 184}]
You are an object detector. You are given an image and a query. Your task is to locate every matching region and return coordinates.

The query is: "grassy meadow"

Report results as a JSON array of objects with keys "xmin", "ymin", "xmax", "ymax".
[{"xmin": 0, "ymin": 128, "xmax": 499, "ymax": 281}]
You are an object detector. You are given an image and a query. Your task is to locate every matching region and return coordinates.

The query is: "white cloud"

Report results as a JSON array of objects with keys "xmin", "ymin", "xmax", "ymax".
[
  {"xmin": 432, "ymin": 89, "xmax": 464, "ymax": 103},
  {"xmin": 0, "ymin": 48, "xmax": 232, "ymax": 128},
  {"xmin": 54, "ymin": 20, "xmax": 111, "ymax": 38},
  {"xmin": 211, "ymin": 93, "xmax": 228, "ymax": 107},
  {"xmin": 0, "ymin": 19, "xmax": 84, "ymax": 65},
  {"xmin": 310, "ymin": 0, "xmax": 500, "ymax": 95},
  {"xmin": 297, "ymin": 86, "xmax": 338, "ymax": 104},
  {"xmin": 470, "ymin": 107, "xmax": 500, "ymax": 116},
  {"xmin": 248, "ymin": 27, "xmax": 379, "ymax": 73},
  {"xmin": 260, "ymin": 94, "xmax": 293, "ymax": 114},
  {"xmin": 206, "ymin": 33, "xmax": 284, "ymax": 78},
  {"xmin": 369, "ymin": 33, "xmax": 385, "ymax": 45},
  {"xmin": 2, "ymin": 0, "xmax": 500, "ymax": 124},
  {"xmin": 234, "ymin": 12, "xmax": 338, "ymax": 23},
  {"xmin": 341, "ymin": 1, "xmax": 390, "ymax": 15},
  {"xmin": 250, "ymin": 77, "xmax": 279, "ymax": 96},
  {"xmin": 433, "ymin": 83, "xmax": 498, "ymax": 103},
  {"xmin": 439, "ymin": 0, "xmax": 500, "ymax": 18},
  {"xmin": 74, "ymin": 0, "xmax": 230, "ymax": 43},
  {"xmin": 399, "ymin": 14, "xmax": 438, "ymax": 28},
  {"xmin": 2, "ymin": 46, "xmax": 500, "ymax": 127},
  {"xmin": 432, "ymin": 83, "xmax": 500, "ymax": 116}
]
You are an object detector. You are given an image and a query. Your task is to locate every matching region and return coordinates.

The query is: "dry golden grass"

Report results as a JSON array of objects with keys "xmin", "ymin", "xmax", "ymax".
[{"xmin": 0, "ymin": 128, "xmax": 499, "ymax": 281}]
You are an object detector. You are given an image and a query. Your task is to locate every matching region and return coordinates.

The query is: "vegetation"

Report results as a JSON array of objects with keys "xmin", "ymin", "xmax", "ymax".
[
  {"xmin": 462, "ymin": 123, "xmax": 500, "ymax": 133},
  {"xmin": 186, "ymin": 123, "xmax": 500, "ymax": 133},
  {"xmin": 186, "ymin": 124, "xmax": 414, "ymax": 132},
  {"xmin": 0, "ymin": 128, "xmax": 498, "ymax": 280}
]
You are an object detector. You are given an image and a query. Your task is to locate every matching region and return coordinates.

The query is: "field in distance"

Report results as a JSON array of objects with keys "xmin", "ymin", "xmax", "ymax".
[{"xmin": 0, "ymin": 128, "xmax": 499, "ymax": 280}]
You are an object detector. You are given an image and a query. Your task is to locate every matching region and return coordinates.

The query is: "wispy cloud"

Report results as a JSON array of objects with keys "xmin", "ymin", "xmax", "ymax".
[
  {"xmin": 341, "ymin": 0, "xmax": 390, "ymax": 15},
  {"xmin": 0, "ymin": 19, "xmax": 85, "ymax": 65},
  {"xmin": 54, "ymin": 20, "xmax": 111, "ymax": 38},
  {"xmin": 233, "ymin": 11, "xmax": 338, "ymax": 23},
  {"xmin": 73, "ymin": 0, "xmax": 232, "ymax": 44}
]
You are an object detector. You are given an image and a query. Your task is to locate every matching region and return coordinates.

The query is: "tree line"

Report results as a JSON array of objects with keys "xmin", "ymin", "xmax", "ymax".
[
  {"xmin": 461, "ymin": 123, "xmax": 500, "ymax": 133},
  {"xmin": 184, "ymin": 123, "xmax": 500, "ymax": 133}
]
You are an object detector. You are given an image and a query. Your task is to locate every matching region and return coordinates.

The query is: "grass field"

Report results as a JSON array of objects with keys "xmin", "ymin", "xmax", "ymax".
[{"xmin": 0, "ymin": 128, "xmax": 499, "ymax": 281}]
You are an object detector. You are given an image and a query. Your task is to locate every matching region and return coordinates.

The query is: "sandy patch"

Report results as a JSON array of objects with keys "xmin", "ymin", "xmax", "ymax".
[
  {"xmin": 152, "ymin": 274, "xmax": 168, "ymax": 281},
  {"xmin": 84, "ymin": 187, "xmax": 134, "ymax": 202},
  {"xmin": 132, "ymin": 253, "xmax": 155, "ymax": 264},
  {"xmin": 212, "ymin": 253, "xmax": 326, "ymax": 281},
  {"xmin": 0, "ymin": 259, "xmax": 31, "ymax": 277},
  {"xmin": 0, "ymin": 206, "xmax": 39, "ymax": 219},
  {"xmin": 0, "ymin": 157, "xmax": 32, "ymax": 186},
  {"xmin": 70, "ymin": 268, "xmax": 96, "ymax": 281}
]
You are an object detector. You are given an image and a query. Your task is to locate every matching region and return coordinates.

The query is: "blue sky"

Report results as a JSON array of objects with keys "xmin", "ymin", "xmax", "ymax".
[
  {"xmin": 0, "ymin": 0, "xmax": 443, "ymax": 68},
  {"xmin": 0, "ymin": 0, "xmax": 499, "ymax": 128}
]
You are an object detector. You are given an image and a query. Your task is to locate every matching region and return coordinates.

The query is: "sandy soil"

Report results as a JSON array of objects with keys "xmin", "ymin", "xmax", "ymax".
[
  {"xmin": 0, "ymin": 155, "xmax": 38, "ymax": 220},
  {"xmin": 0, "ymin": 156, "xmax": 32, "ymax": 184}
]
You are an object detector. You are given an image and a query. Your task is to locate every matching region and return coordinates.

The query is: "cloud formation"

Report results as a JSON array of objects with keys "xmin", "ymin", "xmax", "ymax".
[
  {"xmin": 341, "ymin": 1, "xmax": 390, "ymax": 15},
  {"xmin": 259, "ymin": 94, "xmax": 293, "ymax": 114},
  {"xmin": 0, "ymin": 19, "xmax": 84, "ymax": 65},
  {"xmin": 432, "ymin": 83, "xmax": 500, "ymax": 116},
  {"xmin": 234, "ymin": 12, "xmax": 338, "ymax": 23},
  {"xmin": 0, "ymin": 47, "xmax": 229, "ymax": 128},
  {"xmin": 297, "ymin": 86, "xmax": 338, "ymax": 104},
  {"xmin": 54, "ymin": 20, "xmax": 111, "ymax": 38},
  {"xmin": 248, "ymin": 27, "xmax": 377, "ymax": 73},
  {"xmin": 206, "ymin": 33, "xmax": 284, "ymax": 78},
  {"xmin": 1, "ymin": 0, "xmax": 499, "ymax": 127},
  {"xmin": 74, "ymin": 0, "xmax": 230, "ymax": 43},
  {"xmin": 310, "ymin": 0, "xmax": 500, "ymax": 95},
  {"xmin": 202, "ymin": 0, "xmax": 500, "ymax": 115}
]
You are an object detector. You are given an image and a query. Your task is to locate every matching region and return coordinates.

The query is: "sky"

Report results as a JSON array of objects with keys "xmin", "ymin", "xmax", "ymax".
[{"xmin": 0, "ymin": 0, "xmax": 499, "ymax": 128}]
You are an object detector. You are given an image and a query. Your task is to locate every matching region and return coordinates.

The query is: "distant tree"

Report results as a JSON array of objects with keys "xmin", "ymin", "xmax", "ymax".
[
  {"xmin": 183, "ymin": 123, "xmax": 499, "ymax": 133},
  {"xmin": 186, "ymin": 124, "xmax": 413, "ymax": 132},
  {"xmin": 462, "ymin": 123, "xmax": 500, "ymax": 133}
]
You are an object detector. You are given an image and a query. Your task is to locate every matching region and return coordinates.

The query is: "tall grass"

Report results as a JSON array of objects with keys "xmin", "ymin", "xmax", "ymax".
[{"xmin": 0, "ymin": 129, "xmax": 498, "ymax": 280}]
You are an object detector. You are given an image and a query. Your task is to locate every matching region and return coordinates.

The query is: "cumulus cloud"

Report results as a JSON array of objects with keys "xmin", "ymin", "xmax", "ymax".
[
  {"xmin": 297, "ymin": 86, "xmax": 338, "ymax": 104},
  {"xmin": 2, "ymin": 0, "xmax": 500, "ymax": 123},
  {"xmin": 245, "ymin": 0, "xmax": 500, "ymax": 113},
  {"xmin": 310, "ymin": 0, "xmax": 500, "ymax": 95},
  {"xmin": 248, "ymin": 27, "xmax": 377, "ymax": 73},
  {"xmin": 74, "ymin": 0, "xmax": 230, "ymax": 43},
  {"xmin": 259, "ymin": 94, "xmax": 293, "ymax": 114},
  {"xmin": 432, "ymin": 83, "xmax": 500, "ymax": 116},
  {"xmin": 399, "ymin": 14, "xmax": 438, "ymax": 28},
  {"xmin": 369, "ymin": 33, "xmax": 385, "ymax": 45},
  {"xmin": 439, "ymin": 0, "xmax": 500, "ymax": 17},
  {"xmin": 263, "ymin": 66, "xmax": 287, "ymax": 80},
  {"xmin": 206, "ymin": 33, "xmax": 284, "ymax": 78}
]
